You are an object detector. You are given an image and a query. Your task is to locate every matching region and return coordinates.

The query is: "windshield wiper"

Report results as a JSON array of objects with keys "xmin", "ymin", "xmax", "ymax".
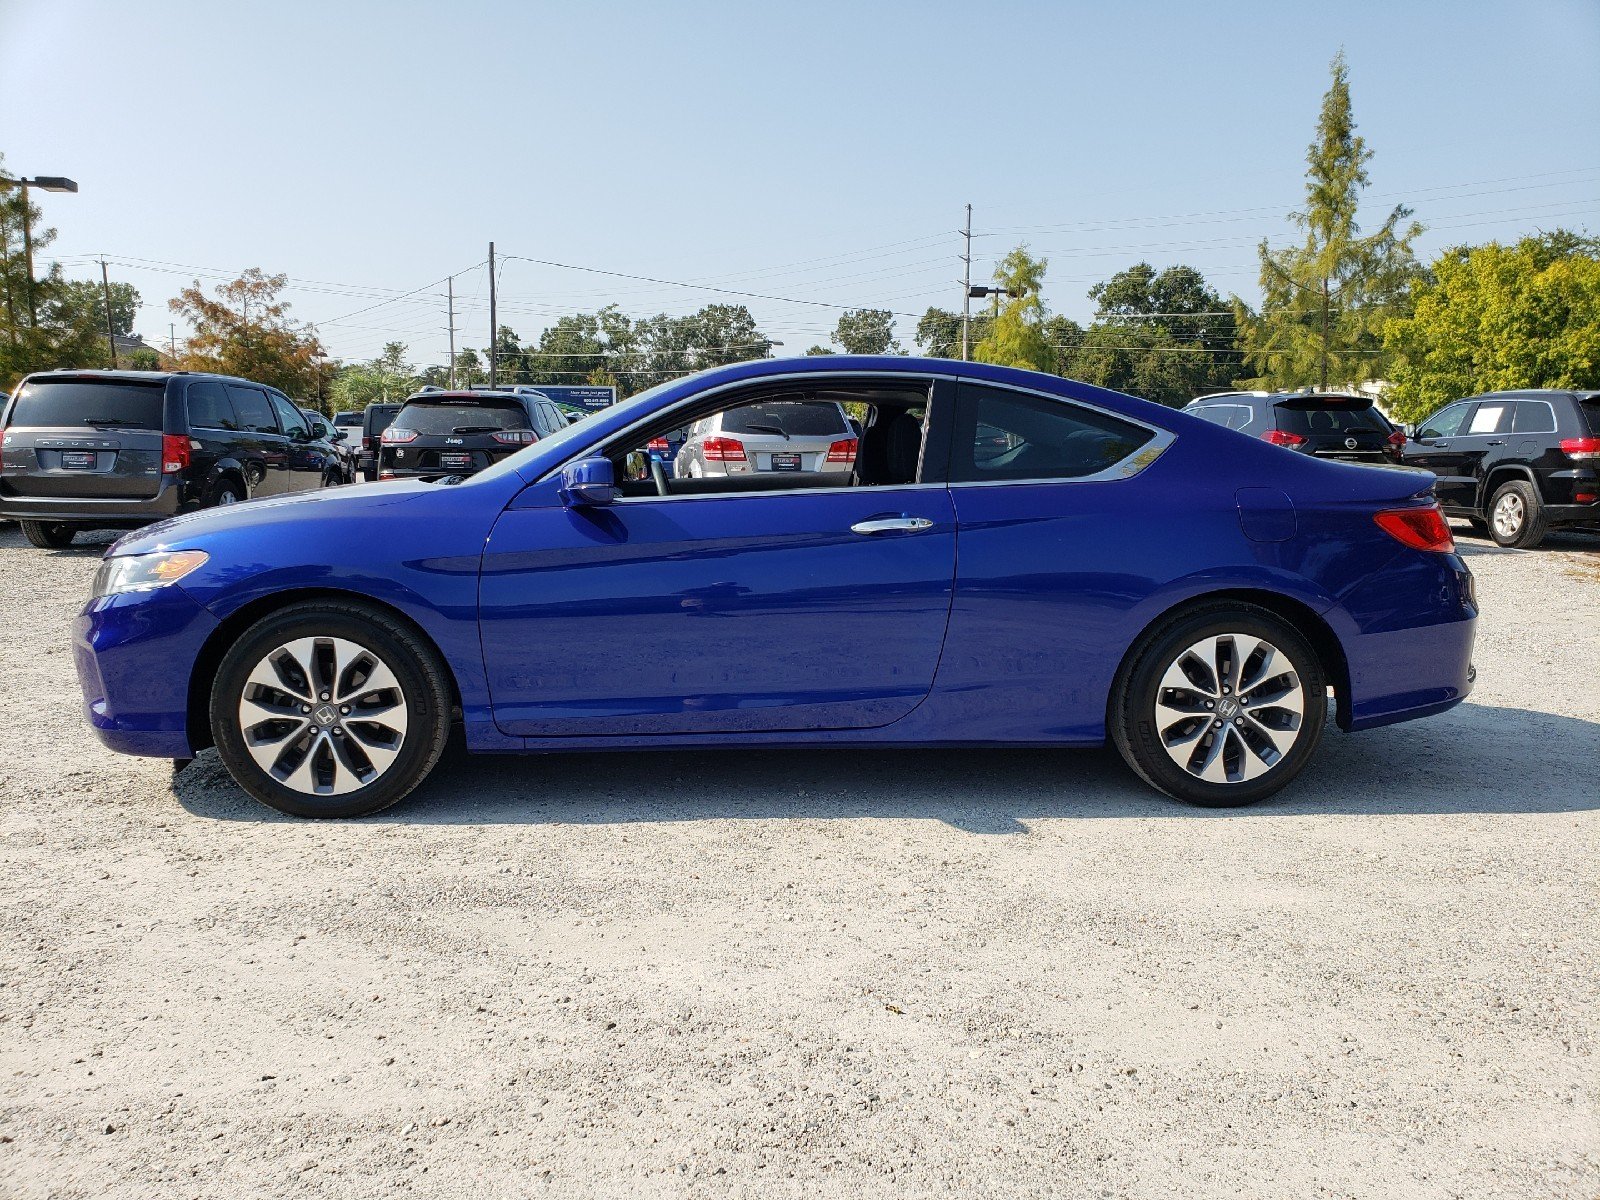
[
  {"xmin": 746, "ymin": 422, "xmax": 789, "ymax": 439},
  {"xmin": 82, "ymin": 417, "xmax": 150, "ymax": 428},
  {"xmin": 450, "ymin": 425, "xmax": 499, "ymax": 434}
]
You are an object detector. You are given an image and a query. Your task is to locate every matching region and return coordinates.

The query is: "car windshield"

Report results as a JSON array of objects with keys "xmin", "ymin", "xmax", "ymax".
[
  {"xmin": 720, "ymin": 400, "xmax": 848, "ymax": 437},
  {"xmin": 6, "ymin": 379, "xmax": 165, "ymax": 430},
  {"xmin": 392, "ymin": 400, "xmax": 528, "ymax": 435},
  {"xmin": 1274, "ymin": 401, "xmax": 1389, "ymax": 435}
]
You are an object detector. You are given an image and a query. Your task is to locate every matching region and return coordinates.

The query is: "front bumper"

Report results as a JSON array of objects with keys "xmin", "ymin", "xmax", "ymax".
[{"xmin": 74, "ymin": 582, "xmax": 218, "ymax": 758}]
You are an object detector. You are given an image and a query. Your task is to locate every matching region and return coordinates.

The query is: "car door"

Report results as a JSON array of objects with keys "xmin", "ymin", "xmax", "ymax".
[
  {"xmin": 267, "ymin": 392, "xmax": 324, "ymax": 490},
  {"xmin": 224, "ymin": 383, "xmax": 292, "ymax": 496},
  {"xmin": 934, "ymin": 380, "xmax": 1179, "ymax": 742},
  {"xmin": 477, "ymin": 379, "xmax": 958, "ymax": 738},
  {"xmin": 1402, "ymin": 401, "xmax": 1477, "ymax": 510}
]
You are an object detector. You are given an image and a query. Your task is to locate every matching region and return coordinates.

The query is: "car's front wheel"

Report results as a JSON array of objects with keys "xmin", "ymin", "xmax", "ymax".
[
  {"xmin": 210, "ymin": 601, "xmax": 452, "ymax": 817},
  {"xmin": 1110, "ymin": 603, "xmax": 1327, "ymax": 807},
  {"xmin": 20, "ymin": 520, "xmax": 78, "ymax": 549}
]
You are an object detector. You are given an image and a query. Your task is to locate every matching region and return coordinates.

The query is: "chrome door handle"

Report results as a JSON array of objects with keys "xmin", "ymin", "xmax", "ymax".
[{"xmin": 850, "ymin": 516, "xmax": 935, "ymax": 535}]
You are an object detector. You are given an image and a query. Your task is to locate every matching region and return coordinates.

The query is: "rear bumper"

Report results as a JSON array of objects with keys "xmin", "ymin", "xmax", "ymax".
[
  {"xmin": 74, "ymin": 583, "xmax": 217, "ymax": 758},
  {"xmin": 1545, "ymin": 502, "xmax": 1600, "ymax": 528},
  {"xmin": 0, "ymin": 481, "xmax": 183, "ymax": 527},
  {"xmin": 1335, "ymin": 551, "xmax": 1477, "ymax": 732}
]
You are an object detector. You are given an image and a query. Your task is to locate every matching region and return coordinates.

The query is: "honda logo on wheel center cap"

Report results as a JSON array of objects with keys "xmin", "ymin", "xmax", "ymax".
[{"xmin": 314, "ymin": 705, "xmax": 337, "ymax": 725}]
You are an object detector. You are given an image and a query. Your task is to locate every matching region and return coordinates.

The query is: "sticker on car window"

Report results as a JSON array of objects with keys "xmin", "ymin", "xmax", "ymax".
[{"xmin": 1468, "ymin": 405, "xmax": 1504, "ymax": 434}]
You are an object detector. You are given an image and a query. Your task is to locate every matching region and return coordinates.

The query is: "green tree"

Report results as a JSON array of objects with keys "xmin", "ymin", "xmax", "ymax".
[
  {"xmin": 830, "ymin": 308, "xmax": 900, "ymax": 354},
  {"xmin": 58, "ymin": 279, "xmax": 140, "ymax": 336},
  {"xmin": 972, "ymin": 246, "xmax": 1054, "ymax": 372},
  {"xmin": 329, "ymin": 341, "xmax": 419, "ymax": 408},
  {"xmin": 1237, "ymin": 51, "xmax": 1421, "ymax": 391},
  {"xmin": 169, "ymin": 268, "xmax": 324, "ymax": 395},
  {"xmin": 1062, "ymin": 262, "xmax": 1242, "ymax": 405},
  {"xmin": 1383, "ymin": 231, "xmax": 1600, "ymax": 422},
  {"xmin": 914, "ymin": 306, "xmax": 991, "ymax": 359}
]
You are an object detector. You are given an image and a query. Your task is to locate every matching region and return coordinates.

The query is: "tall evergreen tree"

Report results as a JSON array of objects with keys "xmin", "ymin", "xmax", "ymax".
[
  {"xmin": 973, "ymin": 246, "xmax": 1054, "ymax": 372},
  {"xmin": 1237, "ymin": 51, "xmax": 1421, "ymax": 391}
]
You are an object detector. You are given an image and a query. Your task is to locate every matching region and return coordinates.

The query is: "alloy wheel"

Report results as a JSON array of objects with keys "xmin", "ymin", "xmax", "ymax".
[
  {"xmin": 237, "ymin": 636, "xmax": 409, "ymax": 796},
  {"xmin": 1153, "ymin": 633, "xmax": 1305, "ymax": 785},
  {"xmin": 1492, "ymin": 492, "xmax": 1524, "ymax": 540}
]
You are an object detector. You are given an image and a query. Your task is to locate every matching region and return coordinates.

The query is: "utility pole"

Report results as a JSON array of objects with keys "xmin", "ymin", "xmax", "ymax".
[
  {"xmin": 98, "ymin": 258, "xmax": 117, "ymax": 367},
  {"xmin": 960, "ymin": 203, "xmax": 972, "ymax": 361},
  {"xmin": 169, "ymin": 322, "xmax": 177, "ymax": 360},
  {"xmin": 447, "ymin": 275, "xmax": 457, "ymax": 389},
  {"xmin": 19, "ymin": 182, "xmax": 35, "ymax": 326},
  {"xmin": 487, "ymin": 241, "xmax": 497, "ymax": 387}
]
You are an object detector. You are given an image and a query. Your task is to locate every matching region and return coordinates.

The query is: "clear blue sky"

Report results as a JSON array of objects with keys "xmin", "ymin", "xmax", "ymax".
[{"xmin": 4, "ymin": 0, "xmax": 1597, "ymax": 369}]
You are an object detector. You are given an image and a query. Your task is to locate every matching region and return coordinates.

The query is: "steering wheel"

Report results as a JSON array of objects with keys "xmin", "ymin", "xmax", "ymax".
[{"xmin": 650, "ymin": 454, "xmax": 671, "ymax": 497}]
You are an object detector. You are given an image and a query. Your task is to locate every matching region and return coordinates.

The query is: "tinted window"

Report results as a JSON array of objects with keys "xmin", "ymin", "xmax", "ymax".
[
  {"xmin": 1274, "ymin": 401, "xmax": 1389, "ymax": 435},
  {"xmin": 226, "ymin": 385, "xmax": 278, "ymax": 433},
  {"xmin": 1582, "ymin": 397, "xmax": 1600, "ymax": 435},
  {"xmin": 7, "ymin": 379, "xmax": 165, "ymax": 430},
  {"xmin": 334, "ymin": 411, "xmax": 361, "ymax": 427},
  {"xmin": 364, "ymin": 405, "xmax": 400, "ymax": 436},
  {"xmin": 720, "ymin": 400, "xmax": 849, "ymax": 437},
  {"xmin": 1511, "ymin": 401, "xmax": 1555, "ymax": 434},
  {"xmin": 392, "ymin": 401, "xmax": 529, "ymax": 435},
  {"xmin": 186, "ymin": 381, "xmax": 238, "ymax": 430},
  {"xmin": 1418, "ymin": 403, "xmax": 1470, "ymax": 440},
  {"xmin": 269, "ymin": 394, "xmax": 310, "ymax": 438},
  {"xmin": 951, "ymin": 384, "xmax": 1153, "ymax": 483}
]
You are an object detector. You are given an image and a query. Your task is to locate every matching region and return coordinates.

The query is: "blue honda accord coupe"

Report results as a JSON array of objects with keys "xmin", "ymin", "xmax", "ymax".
[{"xmin": 73, "ymin": 357, "xmax": 1476, "ymax": 817}]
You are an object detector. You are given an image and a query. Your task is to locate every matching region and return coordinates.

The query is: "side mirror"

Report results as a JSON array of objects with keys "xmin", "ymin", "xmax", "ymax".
[
  {"xmin": 559, "ymin": 456, "xmax": 616, "ymax": 507},
  {"xmin": 310, "ymin": 422, "xmax": 330, "ymax": 440}
]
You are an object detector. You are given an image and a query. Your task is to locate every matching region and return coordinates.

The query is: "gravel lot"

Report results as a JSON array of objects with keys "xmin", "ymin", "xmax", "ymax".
[{"xmin": 1, "ymin": 522, "xmax": 1596, "ymax": 1199}]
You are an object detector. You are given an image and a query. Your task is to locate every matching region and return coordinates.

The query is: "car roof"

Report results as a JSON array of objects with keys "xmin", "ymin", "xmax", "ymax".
[{"xmin": 20, "ymin": 368, "xmax": 283, "ymax": 389}]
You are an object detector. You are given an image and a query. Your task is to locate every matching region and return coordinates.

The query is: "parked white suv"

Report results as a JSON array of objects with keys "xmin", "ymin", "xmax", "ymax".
[{"xmin": 672, "ymin": 399, "xmax": 857, "ymax": 479}]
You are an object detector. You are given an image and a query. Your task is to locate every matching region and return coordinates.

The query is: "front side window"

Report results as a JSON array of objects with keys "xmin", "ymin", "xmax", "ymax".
[
  {"xmin": 1418, "ymin": 403, "xmax": 1471, "ymax": 440},
  {"xmin": 225, "ymin": 385, "xmax": 278, "ymax": 434},
  {"xmin": 269, "ymin": 394, "xmax": 310, "ymax": 439},
  {"xmin": 950, "ymin": 383, "xmax": 1153, "ymax": 483}
]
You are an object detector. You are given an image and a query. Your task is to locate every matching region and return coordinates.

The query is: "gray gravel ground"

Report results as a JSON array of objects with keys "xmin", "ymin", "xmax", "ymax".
[{"xmin": 1, "ymin": 523, "xmax": 1596, "ymax": 1199}]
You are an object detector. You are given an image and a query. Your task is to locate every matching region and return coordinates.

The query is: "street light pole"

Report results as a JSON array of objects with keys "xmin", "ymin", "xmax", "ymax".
[
  {"xmin": 98, "ymin": 258, "xmax": 117, "ymax": 367},
  {"xmin": 487, "ymin": 241, "xmax": 497, "ymax": 387},
  {"xmin": 960, "ymin": 203, "xmax": 972, "ymax": 362},
  {"xmin": 0, "ymin": 176, "xmax": 78, "ymax": 327}
]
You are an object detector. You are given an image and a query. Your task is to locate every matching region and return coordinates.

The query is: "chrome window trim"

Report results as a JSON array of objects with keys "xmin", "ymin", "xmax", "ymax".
[{"xmin": 541, "ymin": 368, "xmax": 1176, "ymax": 494}]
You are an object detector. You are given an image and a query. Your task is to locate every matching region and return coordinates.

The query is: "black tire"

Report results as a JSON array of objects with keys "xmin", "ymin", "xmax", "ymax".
[
  {"xmin": 208, "ymin": 477, "xmax": 244, "ymax": 508},
  {"xmin": 1109, "ymin": 602, "xmax": 1327, "ymax": 808},
  {"xmin": 20, "ymin": 520, "xmax": 77, "ymax": 549},
  {"xmin": 1487, "ymin": 479, "xmax": 1548, "ymax": 549},
  {"xmin": 209, "ymin": 601, "xmax": 452, "ymax": 818},
  {"xmin": 321, "ymin": 468, "xmax": 343, "ymax": 488},
  {"xmin": 1464, "ymin": 517, "xmax": 1490, "ymax": 538}
]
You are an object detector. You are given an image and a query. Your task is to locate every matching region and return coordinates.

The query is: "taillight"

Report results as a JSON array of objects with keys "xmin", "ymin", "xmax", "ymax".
[
  {"xmin": 1559, "ymin": 436, "xmax": 1600, "ymax": 461},
  {"xmin": 382, "ymin": 427, "xmax": 418, "ymax": 444},
  {"xmin": 1374, "ymin": 506, "xmax": 1454, "ymax": 553},
  {"xmin": 491, "ymin": 429, "xmax": 536, "ymax": 445},
  {"xmin": 826, "ymin": 437, "xmax": 858, "ymax": 463},
  {"xmin": 1262, "ymin": 429, "xmax": 1307, "ymax": 448},
  {"xmin": 646, "ymin": 436, "xmax": 669, "ymax": 453},
  {"xmin": 379, "ymin": 471, "xmax": 396, "ymax": 480},
  {"xmin": 161, "ymin": 433, "xmax": 191, "ymax": 475},
  {"xmin": 1387, "ymin": 430, "xmax": 1406, "ymax": 448},
  {"xmin": 702, "ymin": 436, "xmax": 746, "ymax": 461},
  {"xmin": 361, "ymin": 436, "xmax": 371, "ymax": 452}
]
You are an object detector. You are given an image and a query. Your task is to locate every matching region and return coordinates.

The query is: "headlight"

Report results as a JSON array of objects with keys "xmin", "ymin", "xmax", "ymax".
[{"xmin": 91, "ymin": 550, "xmax": 210, "ymax": 598}]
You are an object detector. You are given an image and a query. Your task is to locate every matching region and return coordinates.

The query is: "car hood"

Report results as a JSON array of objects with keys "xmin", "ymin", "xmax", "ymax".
[{"xmin": 107, "ymin": 480, "xmax": 467, "ymax": 557}]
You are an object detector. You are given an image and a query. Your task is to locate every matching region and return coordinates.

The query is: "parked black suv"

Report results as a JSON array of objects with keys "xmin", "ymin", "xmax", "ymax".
[
  {"xmin": 1398, "ymin": 389, "xmax": 1600, "ymax": 548},
  {"xmin": 1184, "ymin": 391, "xmax": 1405, "ymax": 463},
  {"xmin": 0, "ymin": 369, "xmax": 346, "ymax": 547},
  {"xmin": 358, "ymin": 402, "xmax": 402, "ymax": 481},
  {"xmin": 377, "ymin": 390, "xmax": 565, "ymax": 480}
]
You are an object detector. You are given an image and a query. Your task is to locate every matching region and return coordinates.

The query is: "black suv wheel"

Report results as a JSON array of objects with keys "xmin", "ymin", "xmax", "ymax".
[
  {"xmin": 20, "ymin": 520, "xmax": 78, "ymax": 549},
  {"xmin": 1487, "ymin": 479, "xmax": 1548, "ymax": 549}
]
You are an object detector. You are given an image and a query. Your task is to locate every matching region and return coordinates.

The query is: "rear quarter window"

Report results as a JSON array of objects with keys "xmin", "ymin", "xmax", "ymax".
[
  {"xmin": 6, "ymin": 379, "xmax": 166, "ymax": 430},
  {"xmin": 1580, "ymin": 397, "xmax": 1600, "ymax": 435}
]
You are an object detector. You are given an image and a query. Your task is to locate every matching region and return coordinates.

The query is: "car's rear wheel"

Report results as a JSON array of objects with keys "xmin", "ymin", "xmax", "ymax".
[
  {"xmin": 1110, "ymin": 603, "xmax": 1327, "ymax": 807},
  {"xmin": 210, "ymin": 602, "xmax": 452, "ymax": 818},
  {"xmin": 208, "ymin": 478, "xmax": 243, "ymax": 508},
  {"xmin": 20, "ymin": 520, "xmax": 78, "ymax": 549},
  {"xmin": 1487, "ymin": 480, "xmax": 1548, "ymax": 549}
]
